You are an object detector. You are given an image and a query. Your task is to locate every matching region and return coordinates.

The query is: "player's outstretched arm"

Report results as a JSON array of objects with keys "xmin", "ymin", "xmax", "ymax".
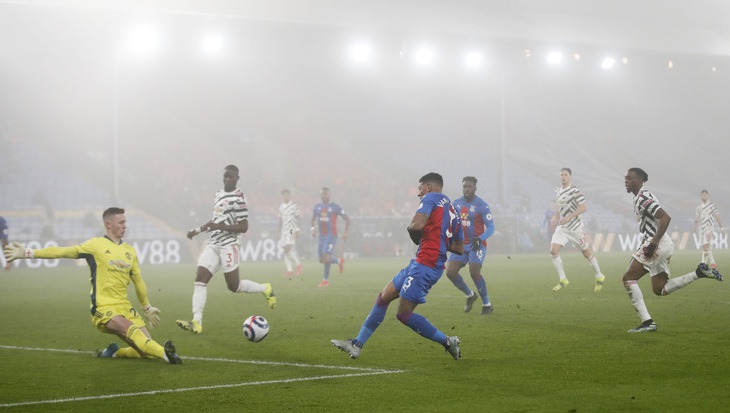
[
  {"xmin": 4, "ymin": 241, "xmax": 30, "ymax": 262},
  {"xmin": 4, "ymin": 242, "xmax": 80, "ymax": 262}
]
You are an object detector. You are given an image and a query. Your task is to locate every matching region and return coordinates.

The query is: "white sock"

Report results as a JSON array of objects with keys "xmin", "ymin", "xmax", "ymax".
[
  {"xmin": 662, "ymin": 271, "xmax": 698, "ymax": 295},
  {"xmin": 237, "ymin": 280, "xmax": 266, "ymax": 293},
  {"xmin": 552, "ymin": 256, "xmax": 567, "ymax": 280},
  {"xmin": 701, "ymin": 250, "xmax": 708, "ymax": 264},
  {"xmin": 587, "ymin": 255, "xmax": 602, "ymax": 277},
  {"xmin": 283, "ymin": 253, "xmax": 292, "ymax": 272},
  {"xmin": 288, "ymin": 250, "xmax": 301, "ymax": 266},
  {"xmin": 192, "ymin": 282, "xmax": 207, "ymax": 324},
  {"xmin": 707, "ymin": 250, "xmax": 715, "ymax": 266},
  {"xmin": 625, "ymin": 281, "xmax": 651, "ymax": 322}
]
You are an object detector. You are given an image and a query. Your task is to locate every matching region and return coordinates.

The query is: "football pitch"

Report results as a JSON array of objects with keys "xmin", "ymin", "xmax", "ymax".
[{"xmin": 1, "ymin": 250, "xmax": 728, "ymax": 412}]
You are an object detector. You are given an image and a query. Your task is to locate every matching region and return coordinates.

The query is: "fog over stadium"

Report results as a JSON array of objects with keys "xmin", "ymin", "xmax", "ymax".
[{"xmin": 1, "ymin": 0, "xmax": 729, "ymax": 259}]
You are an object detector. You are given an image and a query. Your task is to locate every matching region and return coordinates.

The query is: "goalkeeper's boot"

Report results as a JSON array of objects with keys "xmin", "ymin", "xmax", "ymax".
[
  {"xmin": 331, "ymin": 339, "xmax": 361, "ymax": 359},
  {"xmin": 696, "ymin": 263, "xmax": 723, "ymax": 281},
  {"xmin": 97, "ymin": 342, "xmax": 119, "ymax": 358},
  {"xmin": 262, "ymin": 283, "xmax": 277, "ymax": 309},
  {"xmin": 628, "ymin": 319, "xmax": 657, "ymax": 333},
  {"xmin": 164, "ymin": 340, "xmax": 182, "ymax": 364},
  {"xmin": 176, "ymin": 319, "xmax": 202, "ymax": 334},
  {"xmin": 480, "ymin": 305, "xmax": 494, "ymax": 315},
  {"xmin": 464, "ymin": 293, "xmax": 479, "ymax": 313},
  {"xmin": 446, "ymin": 336, "xmax": 462, "ymax": 360},
  {"xmin": 552, "ymin": 279, "xmax": 569, "ymax": 291},
  {"xmin": 594, "ymin": 274, "xmax": 606, "ymax": 292}
]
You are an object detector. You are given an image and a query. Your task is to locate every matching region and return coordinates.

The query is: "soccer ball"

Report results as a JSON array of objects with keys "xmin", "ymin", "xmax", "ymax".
[{"xmin": 242, "ymin": 315, "xmax": 269, "ymax": 342}]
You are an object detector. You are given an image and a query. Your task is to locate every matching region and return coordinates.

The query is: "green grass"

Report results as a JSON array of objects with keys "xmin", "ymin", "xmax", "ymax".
[{"xmin": 1, "ymin": 250, "xmax": 729, "ymax": 412}]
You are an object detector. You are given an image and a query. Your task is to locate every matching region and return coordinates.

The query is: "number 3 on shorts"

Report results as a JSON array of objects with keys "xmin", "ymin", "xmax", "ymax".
[{"xmin": 402, "ymin": 276, "xmax": 414, "ymax": 292}]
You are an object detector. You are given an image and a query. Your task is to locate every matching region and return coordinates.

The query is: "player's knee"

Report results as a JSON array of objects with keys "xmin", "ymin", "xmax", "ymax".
[
  {"xmin": 395, "ymin": 312, "xmax": 412, "ymax": 325},
  {"xmin": 226, "ymin": 281, "xmax": 239, "ymax": 292}
]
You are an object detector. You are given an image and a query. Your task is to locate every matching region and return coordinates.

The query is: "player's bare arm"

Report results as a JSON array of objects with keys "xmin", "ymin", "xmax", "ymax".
[
  {"xmin": 560, "ymin": 202, "xmax": 587, "ymax": 225},
  {"xmin": 208, "ymin": 219, "xmax": 248, "ymax": 234},
  {"xmin": 187, "ymin": 220, "xmax": 214, "ymax": 239},
  {"xmin": 448, "ymin": 239, "xmax": 464, "ymax": 255},
  {"xmin": 407, "ymin": 212, "xmax": 428, "ymax": 245},
  {"xmin": 343, "ymin": 215, "xmax": 351, "ymax": 241},
  {"xmin": 717, "ymin": 213, "xmax": 725, "ymax": 234},
  {"xmin": 645, "ymin": 208, "xmax": 671, "ymax": 257}
]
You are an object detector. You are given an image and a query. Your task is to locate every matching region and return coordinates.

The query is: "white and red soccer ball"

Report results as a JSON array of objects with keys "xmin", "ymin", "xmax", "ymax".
[{"xmin": 242, "ymin": 315, "xmax": 270, "ymax": 342}]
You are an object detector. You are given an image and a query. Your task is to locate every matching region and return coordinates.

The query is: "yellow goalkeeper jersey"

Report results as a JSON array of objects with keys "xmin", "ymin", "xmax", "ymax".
[{"xmin": 34, "ymin": 236, "xmax": 150, "ymax": 316}]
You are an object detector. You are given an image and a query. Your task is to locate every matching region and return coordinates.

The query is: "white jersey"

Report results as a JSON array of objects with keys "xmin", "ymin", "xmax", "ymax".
[
  {"xmin": 555, "ymin": 185, "xmax": 585, "ymax": 231},
  {"xmin": 696, "ymin": 201, "xmax": 720, "ymax": 234},
  {"xmin": 633, "ymin": 187, "xmax": 667, "ymax": 242},
  {"xmin": 279, "ymin": 201, "xmax": 301, "ymax": 235},
  {"xmin": 208, "ymin": 188, "xmax": 248, "ymax": 247}
]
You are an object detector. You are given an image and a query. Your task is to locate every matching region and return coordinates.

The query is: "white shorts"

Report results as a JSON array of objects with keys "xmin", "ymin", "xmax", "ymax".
[
  {"xmin": 550, "ymin": 225, "xmax": 590, "ymax": 250},
  {"xmin": 197, "ymin": 243, "xmax": 240, "ymax": 274},
  {"xmin": 280, "ymin": 230, "xmax": 298, "ymax": 246},
  {"xmin": 632, "ymin": 236, "xmax": 673, "ymax": 277},
  {"xmin": 699, "ymin": 229, "xmax": 714, "ymax": 245}
]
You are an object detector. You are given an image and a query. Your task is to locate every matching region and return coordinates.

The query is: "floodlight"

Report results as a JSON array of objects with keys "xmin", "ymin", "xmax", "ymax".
[
  {"xmin": 415, "ymin": 46, "xmax": 434, "ymax": 66},
  {"xmin": 547, "ymin": 51, "xmax": 562, "ymax": 65},
  {"xmin": 201, "ymin": 34, "xmax": 224, "ymax": 54},
  {"xmin": 350, "ymin": 43, "xmax": 373, "ymax": 62},
  {"xmin": 464, "ymin": 52, "xmax": 482, "ymax": 68},
  {"xmin": 601, "ymin": 57, "xmax": 615, "ymax": 69},
  {"xmin": 126, "ymin": 26, "xmax": 160, "ymax": 55}
]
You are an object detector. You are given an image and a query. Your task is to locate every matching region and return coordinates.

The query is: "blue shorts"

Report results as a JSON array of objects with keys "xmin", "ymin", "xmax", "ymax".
[
  {"xmin": 447, "ymin": 245, "xmax": 486, "ymax": 266},
  {"xmin": 317, "ymin": 235, "xmax": 338, "ymax": 258},
  {"xmin": 392, "ymin": 260, "xmax": 444, "ymax": 304}
]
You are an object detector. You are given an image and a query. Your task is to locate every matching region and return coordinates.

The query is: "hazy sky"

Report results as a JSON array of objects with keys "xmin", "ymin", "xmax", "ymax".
[{"xmin": 1, "ymin": 1, "xmax": 728, "ymax": 227}]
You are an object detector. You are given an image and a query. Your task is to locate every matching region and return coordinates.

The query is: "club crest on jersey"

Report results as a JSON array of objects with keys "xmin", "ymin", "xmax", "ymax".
[
  {"xmin": 126, "ymin": 252, "xmax": 132, "ymax": 260},
  {"xmin": 109, "ymin": 259, "xmax": 131, "ymax": 270}
]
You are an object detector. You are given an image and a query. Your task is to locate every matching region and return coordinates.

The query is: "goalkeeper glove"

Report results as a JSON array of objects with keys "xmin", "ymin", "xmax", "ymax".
[
  {"xmin": 143, "ymin": 305, "xmax": 161, "ymax": 328},
  {"xmin": 470, "ymin": 238, "xmax": 482, "ymax": 250},
  {"xmin": 4, "ymin": 241, "xmax": 33, "ymax": 262}
]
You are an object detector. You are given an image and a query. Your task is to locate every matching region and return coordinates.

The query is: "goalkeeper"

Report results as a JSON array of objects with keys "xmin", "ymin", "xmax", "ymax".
[{"xmin": 3, "ymin": 207, "xmax": 181, "ymax": 364}]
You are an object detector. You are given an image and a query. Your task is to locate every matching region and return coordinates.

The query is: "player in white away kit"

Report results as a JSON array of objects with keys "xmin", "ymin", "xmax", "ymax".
[
  {"xmin": 176, "ymin": 165, "xmax": 276, "ymax": 334},
  {"xmin": 278, "ymin": 189, "xmax": 302, "ymax": 277},
  {"xmin": 550, "ymin": 168, "xmax": 605, "ymax": 292},
  {"xmin": 622, "ymin": 168, "xmax": 723, "ymax": 332},
  {"xmin": 695, "ymin": 189, "xmax": 725, "ymax": 269}
]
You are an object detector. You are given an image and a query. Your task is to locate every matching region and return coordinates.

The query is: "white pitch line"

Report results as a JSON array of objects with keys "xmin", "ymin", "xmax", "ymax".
[
  {"xmin": 0, "ymin": 345, "xmax": 398, "ymax": 373},
  {"xmin": 0, "ymin": 344, "xmax": 405, "ymax": 408}
]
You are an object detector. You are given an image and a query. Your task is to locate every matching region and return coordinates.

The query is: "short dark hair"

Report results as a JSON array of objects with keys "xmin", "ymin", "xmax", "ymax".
[
  {"xmin": 463, "ymin": 176, "xmax": 477, "ymax": 185},
  {"xmin": 561, "ymin": 167, "xmax": 572, "ymax": 175},
  {"xmin": 701, "ymin": 189, "xmax": 709, "ymax": 195},
  {"xmin": 321, "ymin": 187, "xmax": 330, "ymax": 192},
  {"xmin": 419, "ymin": 172, "xmax": 443, "ymax": 187},
  {"xmin": 224, "ymin": 165, "xmax": 239, "ymax": 175},
  {"xmin": 282, "ymin": 189, "xmax": 291, "ymax": 195},
  {"xmin": 628, "ymin": 167, "xmax": 648, "ymax": 182},
  {"xmin": 102, "ymin": 207, "xmax": 125, "ymax": 221}
]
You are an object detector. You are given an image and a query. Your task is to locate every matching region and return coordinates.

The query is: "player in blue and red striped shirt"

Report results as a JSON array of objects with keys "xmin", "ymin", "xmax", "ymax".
[
  {"xmin": 310, "ymin": 187, "xmax": 350, "ymax": 287},
  {"xmin": 331, "ymin": 172, "xmax": 465, "ymax": 360},
  {"xmin": 446, "ymin": 176, "xmax": 496, "ymax": 315}
]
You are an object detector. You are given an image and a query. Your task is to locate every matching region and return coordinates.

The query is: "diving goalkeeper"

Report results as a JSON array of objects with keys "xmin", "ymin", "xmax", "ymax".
[{"xmin": 3, "ymin": 207, "xmax": 181, "ymax": 364}]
